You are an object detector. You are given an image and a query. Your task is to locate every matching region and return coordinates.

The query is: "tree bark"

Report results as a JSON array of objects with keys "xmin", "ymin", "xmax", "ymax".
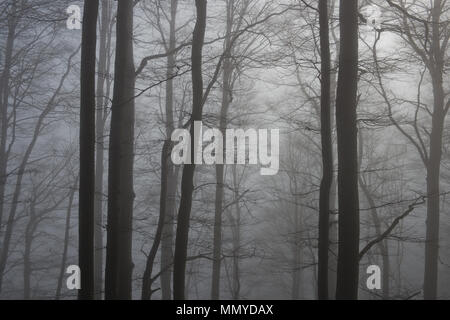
[
  {"xmin": 105, "ymin": 0, "xmax": 135, "ymax": 300},
  {"xmin": 173, "ymin": 0, "xmax": 207, "ymax": 300},
  {"xmin": 78, "ymin": 0, "xmax": 99, "ymax": 300},
  {"xmin": 335, "ymin": 0, "xmax": 359, "ymax": 300}
]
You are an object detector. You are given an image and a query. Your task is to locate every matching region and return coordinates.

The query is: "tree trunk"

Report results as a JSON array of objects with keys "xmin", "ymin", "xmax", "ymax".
[
  {"xmin": 161, "ymin": 166, "xmax": 178, "ymax": 299},
  {"xmin": 173, "ymin": 0, "xmax": 207, "ymax": 300},
  {"xmin": 211, "ymin": 0, "xmax": 233, "ymax": 299},
  {"xmin": 335, "ymin": 0, "xmax": 359, "ymax": 300},
  {"xmin": 23, "ymin": 198, "xmax": 36, "ymax": 300},
  {"xmin": 328, "ymin": 178, "xmax": 338, "ymax": 299},
  {"xmin": 160, "ymin": 0, "xmax": 179, "ymax": 300},
  {"xmin": 94, "ymin": 0, "xmax": 112, "ymax": 300},
  {"xmin": 56, "ymin": 177, "xmax": 78, "ymax": 300},
  {"xmin": 291, "ymin": 178, "xmax": 302, "ymax": 300},
  {"xmin": 0, "ymin": 1, "xmax": 18, "ymax": 234},
  {"xmin": 142, "ymin": 143, "xmax": 171, "ymax": 300},
  {"xmin": 317, "ymin": 0, "xmax": 332, "ymax": 300},
  {"xmin": 105, "ymin": 0, "xmax": 135, "ymax": 300},
  {"xmin": 78, "ymin": 0, "xmax": 99, "ymax": 300},
  {"xmin": 230, "ymin": 165, "xmax": 241, "ymax": 300},
  {"xmin": 423, "ymin": 0, "xmax": 445, "ymax": 300}
]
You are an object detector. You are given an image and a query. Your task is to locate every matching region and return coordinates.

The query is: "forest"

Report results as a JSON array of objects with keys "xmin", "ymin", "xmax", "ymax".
[{"xmin": 0, "ymin": 0, "xmax": 449, "ymax": 300}]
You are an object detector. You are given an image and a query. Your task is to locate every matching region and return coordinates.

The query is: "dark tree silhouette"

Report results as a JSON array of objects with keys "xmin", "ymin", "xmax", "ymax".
[
  {"xmin": 78, "ymin": 0, "xmax": 99, "ymax": 300},
  {"xmin": 318, "ymin": 0, "xmax": 332, "ymax": 301},
  {"xmin": 105, "ymin": 0, "xmax": 135, "ymax": 300},
  {"xmin": 173, "ymin": 0, "xmax": 207, "ymax": 300},
  {"xmin": 335, "ymin": 0, "xmax": 359, "ymax": 300}
]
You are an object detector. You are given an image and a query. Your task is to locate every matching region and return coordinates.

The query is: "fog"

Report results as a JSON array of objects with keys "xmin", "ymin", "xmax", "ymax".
[{"xmin": 0, "ymin": 0, "xmax": 448, "ymax": 300}]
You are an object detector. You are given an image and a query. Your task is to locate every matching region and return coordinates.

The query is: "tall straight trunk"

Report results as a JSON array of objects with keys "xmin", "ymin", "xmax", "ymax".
[
  {"xmin": 230, "ymin": 165, "xmax": 241, "ymax": 300},
  {"xmin": 328, "ymin": 178, "xmax": 337, "ymax": 298},
  {"xmin": 56, "ymin": 177, "xmax": 78, "ymax": 300},
  {"xmin": 23, "ymin": 198, "xmax": 36, "ymax": 300},
  {"xmin": 0, "ymin": 1, "xmax": 18, "ymax": 233},
  {"xmin": 160, "ymin": 0, "xmax": 179, "ymax": 300},
  {"xmin": 78, "ymin": 0, "xmax": 99, "ymax": 300},
  {"xmin": 105, "ymin": 0, "xmax": 135, "ymax": 300},
  {"xmin": 317, "ymin": 0, "xmax": 332, "ymax": 300},
  {"xmin": 328, "ymin": 27, "xmax": 339, "ymax": 299},
  {"xmin": 335, "ymin": 0, "xmax": 359, "ymax": 300},
  {"xmin": 423, "ymin": 0, "xmax": 445, "ymax": 300},
  {"xmin": 211, "ymin": 0, "xmax": 233, "ymax": 299},
  {"xmin": 94, "ymin": 0, "xmax": 112, "ymax": 300},
  {"xmin": 173, "ymin": 0, "xmax": 207, "ymax": 300},
  {"xmin": 424, "ymin": 95, "xmax": 444, "ymax": 300},
  {"xmin": 161, "ymin": 167, "xmax": 178, "ymax": 299},
  {"xmin": 142, "ymin": 143, "xmax": 171, "ymax": 300},
  {"xmin": 291, "ymin": 179, "xmax": 302, "ymax": 300}
]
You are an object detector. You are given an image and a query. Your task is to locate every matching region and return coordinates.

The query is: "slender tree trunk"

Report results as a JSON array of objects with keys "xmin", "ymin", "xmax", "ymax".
[
  {"xmin": 327, "ymin": 27, "xmax": 339, "ymax": 299},
  {"xmin": 335, "ymin": 0, "xmax": 359, "ymax": 300},
  {"xmin": 105, "ymin": 0, "xmax": 135, "ymax": 300},
  {"xmin": 318, "ymin": 0, "xmax": 332, "ymax": 300},
  {"xmin": 142, "ymin": 143, "xmax": 171, "ymax": 300},
  {"xmin": 94, "ymin": 0, "xmax": 112, "ymax": 300},
  {"xmin": 328, "ymin": 178, "xmax": 337, "ymax": 299},
  {"xmin": 173, "ymin": 0, "xmax": 207, "ymax": 300},
  {"xmin": 56, "ymin": 178, "xmax": 78, "ymax": 300},
  {"xmin": 423, "ymin": 0, "xmax": 445, "ymax": 299},
  {"xmin": 160, "ymin": 0, "xmax": 179, "ymax": 300},
  {"xmin": 23, "ymin": 199, "xmax": 36, "ymax": 300},
  {"xmin": 78, "ymin": 0, "xmax": 99, "ymax": 300},
  {"xmin": 230, "ymin": 165, "xmax": 241, "ymax": 300},
  {"xmin": 291, "ymin": 179, "xmax": 302, "ymax": 300},
  {"xmin": 161, "ymin": 166, "xmax": 178, "ymax": 299},
  {"xmin": 0, "ymin": 1, "xmax": 18, "ymax": 234},
  {"xmin": 211, "ymin": 1, "xmax": 233, "ymax": 298}
]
